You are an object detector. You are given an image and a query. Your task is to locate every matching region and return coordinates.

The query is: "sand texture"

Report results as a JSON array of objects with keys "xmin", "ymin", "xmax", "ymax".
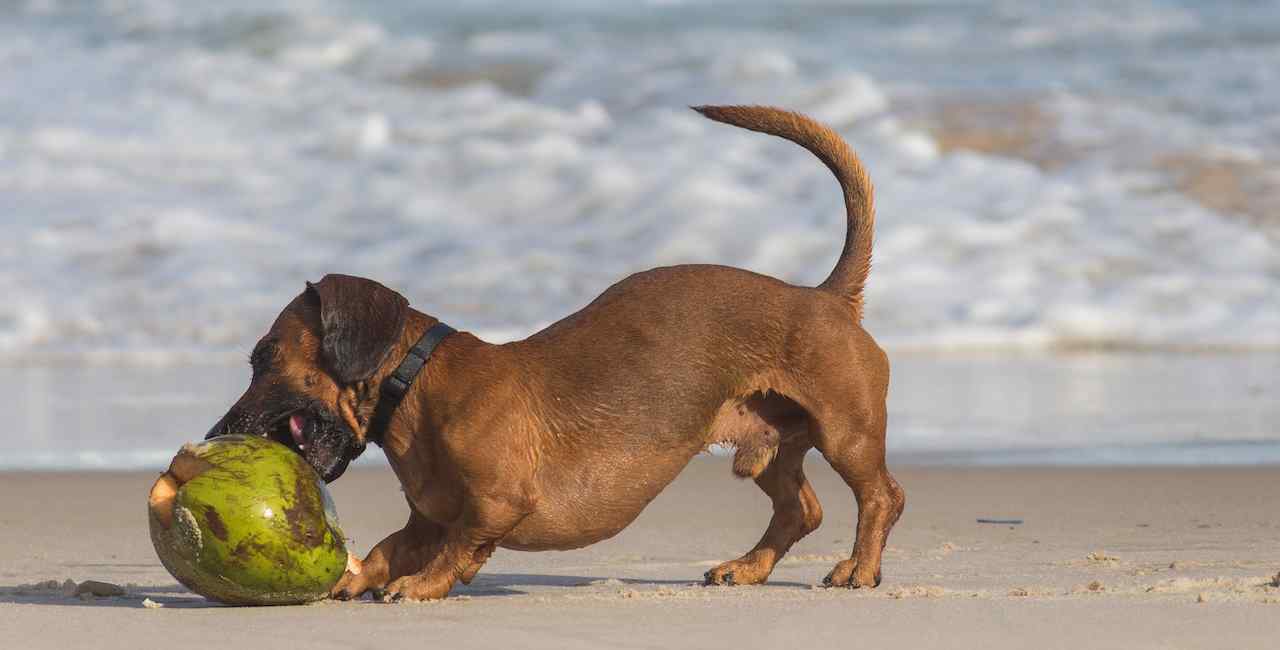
[{"xmin": 3, "ymin": 460, "xmax": 1279, "ymax": 649}]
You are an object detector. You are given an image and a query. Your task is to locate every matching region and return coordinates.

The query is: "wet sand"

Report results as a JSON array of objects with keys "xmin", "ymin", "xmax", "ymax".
[
  {"xmin": 4, "ymin": 461, "xmax": 1279, "ymax": 649},
  {"xmin": 8, "ymin": 353, "xmax": 1279, "ymax": 470}
]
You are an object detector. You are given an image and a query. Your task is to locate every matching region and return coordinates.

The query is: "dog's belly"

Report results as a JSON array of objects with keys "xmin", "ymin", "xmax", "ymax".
[
  {"xmin": 499, "ymin": 448, "xmax": 698, "ymax": 551},
  {"xmin": 500, "ymin": 509, "xmax": 637, "ymax": 551}
]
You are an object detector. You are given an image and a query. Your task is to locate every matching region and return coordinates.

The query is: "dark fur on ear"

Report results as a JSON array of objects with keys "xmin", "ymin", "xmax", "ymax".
[{"xmin": 306, "ymin": 274, "xmax": 409, "ymax": 384}]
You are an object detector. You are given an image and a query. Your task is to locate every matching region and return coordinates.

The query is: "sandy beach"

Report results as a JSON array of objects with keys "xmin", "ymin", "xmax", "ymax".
[
  {"xmin": 4, "ymin": 460, "xmax": 1278, "ymax": 649},
  {"xmin": 6, "ymin": 1, "xmax": 1279, "ymax": 648}
]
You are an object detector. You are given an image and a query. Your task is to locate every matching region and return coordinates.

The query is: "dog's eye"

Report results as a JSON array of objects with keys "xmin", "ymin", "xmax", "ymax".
[{"xmin": 249, "ymin": 340, "xmax": 278, "ymax": 380}]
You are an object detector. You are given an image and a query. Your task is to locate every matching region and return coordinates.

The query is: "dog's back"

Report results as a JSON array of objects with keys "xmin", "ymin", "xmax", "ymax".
[
  {"xmin": 518, "ymin": 104, "xmax": 883, "ymax": 434},
  {"xmin": 499, "ymin": 107, "xmax": 891, "ymax": 555}
]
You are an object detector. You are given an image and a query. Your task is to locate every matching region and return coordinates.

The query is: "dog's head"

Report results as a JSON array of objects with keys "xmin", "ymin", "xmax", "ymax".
[{"xmin": 205, "ymin": 274, "xmax": 410, "ymax": 482}]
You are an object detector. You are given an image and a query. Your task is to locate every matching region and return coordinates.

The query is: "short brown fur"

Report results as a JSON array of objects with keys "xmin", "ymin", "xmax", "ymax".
[{"xmin": 213, "ymin": 105, "xmax": 905, "ymax": 602}]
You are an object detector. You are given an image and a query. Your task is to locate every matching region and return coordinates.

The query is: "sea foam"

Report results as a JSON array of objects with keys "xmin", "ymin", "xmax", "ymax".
[{"xmin": 3, "ymin": 0, "xmax": 1278, "ymax": 364}]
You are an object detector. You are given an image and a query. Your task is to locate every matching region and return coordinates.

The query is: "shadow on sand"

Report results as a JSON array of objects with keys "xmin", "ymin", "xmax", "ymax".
[{"xmin": 1, "ymin": 572, "xmax": 812, "ymax": 608}]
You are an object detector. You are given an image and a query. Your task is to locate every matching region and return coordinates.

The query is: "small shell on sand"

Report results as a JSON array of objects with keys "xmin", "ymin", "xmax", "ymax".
[
  {"xmin": 75, "ymin": 580, "xmax": 126, "ymax": 598},
  {"xmin": 8, "ymin": 578, "xmax": 124, "ymax": 599}
]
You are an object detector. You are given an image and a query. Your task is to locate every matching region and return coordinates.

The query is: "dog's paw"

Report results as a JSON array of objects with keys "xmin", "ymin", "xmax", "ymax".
[
  {"xmin": 330, "ymin": 553, "xmax": 386, "ymax": 600},
  {"xmin": 703, "ymin": 569, "xmax": 736, "ymax": 586},
  {"xmin": 821, "ymin": 559, "xmax": 881, "ymax": 589},
  {"xmin": 703, "ymin": 553, "xmax": 773, "ymax": 586},
  {"xmin": 381, "ymin": 574, "xmax": 453, "ymax": 603},
  {"xmin": 330, "ymin": 570, "xmax": 375, "ymax": 601}
]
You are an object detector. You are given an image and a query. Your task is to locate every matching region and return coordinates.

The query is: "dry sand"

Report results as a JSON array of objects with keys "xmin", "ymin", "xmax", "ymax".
[{"xmin": 3, "ymin": 459, "xmax": 1279, "ymax": 649}]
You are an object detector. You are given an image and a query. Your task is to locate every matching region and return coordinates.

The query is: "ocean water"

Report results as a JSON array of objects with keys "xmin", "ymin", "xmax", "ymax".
[{"xmin": 2, "ymin": 1, "xmax": 1278, "ymax": 467}]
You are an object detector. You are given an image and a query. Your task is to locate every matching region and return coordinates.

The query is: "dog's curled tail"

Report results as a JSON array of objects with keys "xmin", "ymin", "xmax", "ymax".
[{"xmin": 693, "ymin": 105, "xmax": 875, "ymax": 318}]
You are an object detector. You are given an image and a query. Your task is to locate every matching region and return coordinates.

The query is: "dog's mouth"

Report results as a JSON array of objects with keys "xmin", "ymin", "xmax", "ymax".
[
  {"xmin": 272, "ymin": 411, "xmax": 314, "ymax": 454},
  {"xmin": 268, "ymin": 409, "xmax": 361, "ymax": 483},
  {"xmin": 207, "ymin": 403, "xmax": 361, "ymax": 483}
]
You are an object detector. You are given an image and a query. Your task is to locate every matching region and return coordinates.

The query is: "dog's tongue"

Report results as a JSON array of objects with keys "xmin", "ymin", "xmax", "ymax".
[{"xmin": 289, "ymin": 414, "xmax": 307, "ymax": 449}]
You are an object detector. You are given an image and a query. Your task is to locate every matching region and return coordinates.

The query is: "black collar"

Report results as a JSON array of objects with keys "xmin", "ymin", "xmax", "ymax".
[{"xmin": 366, "ymin": 322, "xmax": 456, "ymax": 447}]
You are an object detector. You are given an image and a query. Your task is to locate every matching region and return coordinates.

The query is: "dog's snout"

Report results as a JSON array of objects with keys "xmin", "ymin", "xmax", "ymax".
[{"xmin": 205, "ymin": 412, "xmax": 233, "ymax": 440}]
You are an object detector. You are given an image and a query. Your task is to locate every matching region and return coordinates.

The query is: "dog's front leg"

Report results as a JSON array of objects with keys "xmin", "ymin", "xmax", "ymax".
[
  {"xmin": 380, "ymin": 497, "xmax": 528, "ymax": 602},
  {"xmin": 331, "ymin": 511, "xmax": 444, "ymax": 600}
]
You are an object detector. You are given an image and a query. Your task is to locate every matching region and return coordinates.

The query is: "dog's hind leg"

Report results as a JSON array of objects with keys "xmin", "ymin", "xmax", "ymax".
[
  {"xmin": 812, "ymin": 397, "xmax": 904, "ymax": 589},
  {"xmin": 704, "ymin": 434, "xmax": 823, "ymax": 586}
]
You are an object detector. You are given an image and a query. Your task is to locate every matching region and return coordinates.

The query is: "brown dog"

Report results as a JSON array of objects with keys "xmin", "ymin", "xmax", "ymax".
[{"xmin": 206, "ymin": 105, "xmax": 905, "ymax": 601}]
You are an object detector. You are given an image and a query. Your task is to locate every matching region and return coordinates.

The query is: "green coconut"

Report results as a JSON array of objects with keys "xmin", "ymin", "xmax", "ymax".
[{"xmin": 147, "ymin": 435, "xmax": 347, "ymax": 605}]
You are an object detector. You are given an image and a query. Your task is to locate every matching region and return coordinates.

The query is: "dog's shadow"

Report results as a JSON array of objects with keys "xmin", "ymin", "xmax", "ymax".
[
  {"xmin": 455, "ymin": 572, "xmax": 813, "ymax": 597},
  {"xmin": 1, "ymin": 573, "xmax": 812, "ymax": 608},
  {"xmin": 454, "ymin": 573, "xmax": 679, "ymax": 597}
]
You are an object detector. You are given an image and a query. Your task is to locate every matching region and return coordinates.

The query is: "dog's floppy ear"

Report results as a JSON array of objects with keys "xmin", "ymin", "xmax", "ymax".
[{"xmin": 305, "ymin": 274, "xmax": 409, "ymax": 384}]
